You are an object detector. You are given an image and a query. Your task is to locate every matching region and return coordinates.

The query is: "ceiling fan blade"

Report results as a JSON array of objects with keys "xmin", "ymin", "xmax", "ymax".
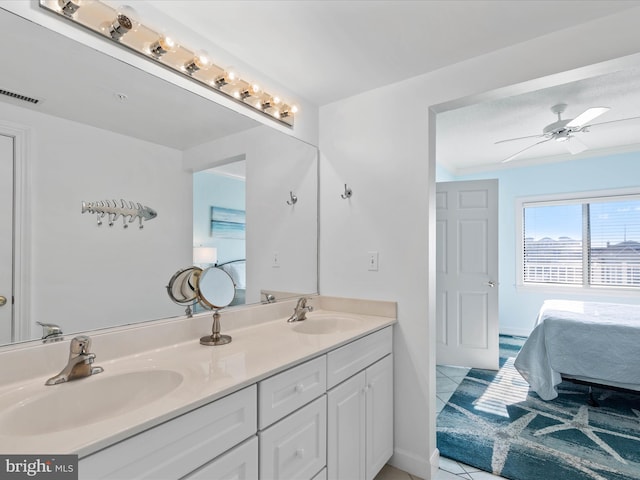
[
  {"xmin": 566, "ymin": 107, "xmax": 609, "ymax": 128},
  {"xmin": 501, "ymin": 138, "xmax": 552, "ymax": 163},
  {"xmin": 494, "ymin": 133, "xmax": 547, "ymax": 145},
  {"xmin": 586, "ymin": 115, "xmax": 640, "ymax": 128},
  {"xmin": 563, "ymin": 135, "xmax": 588, "ymax": 155}
]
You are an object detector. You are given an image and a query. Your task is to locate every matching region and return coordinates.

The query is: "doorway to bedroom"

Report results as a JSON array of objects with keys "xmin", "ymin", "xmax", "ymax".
[{"xmin": 193, "ymin": 160, "xmax": 247, "ymax": 307}]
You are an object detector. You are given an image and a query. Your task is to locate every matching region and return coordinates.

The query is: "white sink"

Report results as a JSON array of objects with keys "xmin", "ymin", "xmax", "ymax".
[
  {"xmin": 1, "ymin": 369, "xmax": 183, "ymax": 436},
  {"xmin": 292, "ymin": 313, "xmax": 362, "ymax": 335}
]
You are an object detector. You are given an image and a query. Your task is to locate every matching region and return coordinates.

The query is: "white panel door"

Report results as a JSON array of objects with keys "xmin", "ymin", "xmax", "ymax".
[
  {"xmin": 436, "ymin": 179, "xmax": 499, "ymax": 370},
  {"xmin": 0, "ymin": 134, "xmax": 13, "ymax": 344}
]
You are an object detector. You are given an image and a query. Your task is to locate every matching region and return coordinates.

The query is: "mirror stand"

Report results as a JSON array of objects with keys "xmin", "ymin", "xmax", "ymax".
[{"xmin": 200, "ymin": 310, "xmax": 232, "ymax": 346}]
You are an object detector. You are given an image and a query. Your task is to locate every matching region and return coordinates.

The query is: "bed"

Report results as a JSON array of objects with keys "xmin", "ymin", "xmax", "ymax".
[{"xmin": 514, "ymin": 299, "xmax": 640, "ymax": 401}]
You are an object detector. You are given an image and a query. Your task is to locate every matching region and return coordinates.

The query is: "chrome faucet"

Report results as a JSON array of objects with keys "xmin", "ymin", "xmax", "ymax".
[
  {"xmin": 37, "ymin": 321, "xmax": 64, "ymax": 343},
  {"xmin": 263, "ymin": 292, "xmax": 276, "ymax": 304},
  {"xmin": 45, "ymin": 335, "xmax": 104, "ymax": 386},
  {"xmin": 287, "ymin": 297, "xmax": 314, "ymax": 322}
]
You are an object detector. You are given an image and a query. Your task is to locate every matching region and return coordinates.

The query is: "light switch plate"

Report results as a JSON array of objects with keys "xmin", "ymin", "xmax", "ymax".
[{"xmin": 368, "ymin": 251, "xmax": 379, "ymax": 271}]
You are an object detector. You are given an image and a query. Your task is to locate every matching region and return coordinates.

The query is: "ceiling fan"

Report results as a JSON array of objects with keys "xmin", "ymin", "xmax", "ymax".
[{"xmin": 496, "ymin": 103, "xmax": 640, "ymax": 163}]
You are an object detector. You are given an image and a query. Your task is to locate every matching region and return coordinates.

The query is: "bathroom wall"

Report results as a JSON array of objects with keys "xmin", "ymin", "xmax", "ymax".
[
  {"xmin": 319, "ymin": 8, "xmax": 640, "ymax": 478},
  {"xmin": 2, "ymin": 102, "xmax": 191, "ymax": 337},
  {"xmin": 439, "ymin": 151, "xmax": 640, "ymax": 336}
]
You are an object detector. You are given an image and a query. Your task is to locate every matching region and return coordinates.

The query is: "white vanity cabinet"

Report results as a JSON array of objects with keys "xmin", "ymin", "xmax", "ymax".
[
  {"xmin": 258, "ymin": 356, "xmax": 328, "ymax": 480},
  {"xmin": 76, "ymin": 325, "xmax": 393, "ymax": 480},
  {"xmin": 79, "ymin": 385, "xmax": 257, "ymax": 480},
  {"xmin": 326, "ymin": 330, "xmax": 393, "ymax": 480}
]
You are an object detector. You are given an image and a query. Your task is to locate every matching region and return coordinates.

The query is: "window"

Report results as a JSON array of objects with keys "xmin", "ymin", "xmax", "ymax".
[{"xmin": 520, "ymin": 192, "xmax": 640, "ymax": 289}]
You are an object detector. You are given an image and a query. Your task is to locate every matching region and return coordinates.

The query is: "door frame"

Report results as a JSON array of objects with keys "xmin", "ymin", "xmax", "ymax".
[{"xmin": 0, "ymin": 120, "xmax": 30, "ymax": 342}]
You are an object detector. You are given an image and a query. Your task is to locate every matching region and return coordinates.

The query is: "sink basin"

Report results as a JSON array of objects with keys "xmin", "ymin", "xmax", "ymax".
[
  {"xmin": 1, "ymin": 369, "xmax": 183, "ymax": 436},
  {"xmin": 292, "ymin": 314, "xmax": 362, "ymax": 335}
]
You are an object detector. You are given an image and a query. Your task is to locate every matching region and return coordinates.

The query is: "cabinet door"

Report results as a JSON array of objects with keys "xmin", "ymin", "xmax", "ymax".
[
  {"xmin": 327, "ymin": 371, "xmax": 366, "ymax": 480},
  {"xmin": 365, "ymin": 355, "xmax": 394, "ymax": 480},
  {"xmin": 182, "ymin": 436, "xmax": 258, "ymax": 480},
  {"xmin": 259, "ymin": 395, "xmax": 327, "ymax": 480}
]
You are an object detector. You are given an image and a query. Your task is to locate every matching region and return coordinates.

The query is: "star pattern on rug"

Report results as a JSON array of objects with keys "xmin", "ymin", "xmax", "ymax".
[
  {"xmin": 439, "ymin": 373, "xmax": 640, "ymax": 480},
  {"xmin": 440, "ymin": 399, "xmax": 628, "ymax": 480},
  {"xmin": 533, "ymin": 405, "xmax": 627, "ymax": 464}
]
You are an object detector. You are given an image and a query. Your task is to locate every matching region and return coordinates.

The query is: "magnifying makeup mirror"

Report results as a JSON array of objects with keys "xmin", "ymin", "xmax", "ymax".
[
  {"xmin": 196, "ymin": 267, "xmax": 236, "ymax": 346},
  {"xmin": 166, "ymin": 265, "xmax": 236, "ymax": 346},
  {"xmin": 166, "ymin": 266, "xmax": 202, "ymax": 316}
]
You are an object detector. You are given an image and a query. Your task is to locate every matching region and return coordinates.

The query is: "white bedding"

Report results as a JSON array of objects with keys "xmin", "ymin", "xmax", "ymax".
[{"xmin": 513, "ymin": 300, "xmax": 640, "ymax": 400}]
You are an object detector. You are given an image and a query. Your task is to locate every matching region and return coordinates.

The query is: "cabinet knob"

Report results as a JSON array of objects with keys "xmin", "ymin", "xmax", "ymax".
[
  {"xmin": 296, "ymin": 448, "xmax": 305, "ymax": 458},
  {"xmin": 0, "ymin": 296, "xmax": 6, "ymax": 307},
  {"xmin": 295, "ymin": 383, "xmax": 304, "ymax": 393}
]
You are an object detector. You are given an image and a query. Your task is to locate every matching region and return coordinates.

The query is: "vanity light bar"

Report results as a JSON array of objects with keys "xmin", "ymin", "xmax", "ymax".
[{"xmin": 39, "ymin": 0, "xmax": 297, "ymax": 127}]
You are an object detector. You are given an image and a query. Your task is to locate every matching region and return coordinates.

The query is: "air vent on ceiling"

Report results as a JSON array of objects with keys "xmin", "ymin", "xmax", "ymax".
[{"xmin": 0, "ymin": 88, "xmax": 40, "ymax": 105}]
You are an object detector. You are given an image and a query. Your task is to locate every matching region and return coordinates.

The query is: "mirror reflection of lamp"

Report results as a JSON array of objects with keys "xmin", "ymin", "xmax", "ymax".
[{"xmin": 193, "ymin": 246, "xmax": 217, "ymax": 268}]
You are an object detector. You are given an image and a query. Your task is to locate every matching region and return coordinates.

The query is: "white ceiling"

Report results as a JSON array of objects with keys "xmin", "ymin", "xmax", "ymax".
[
  {"xmin": 141, "ymin": 0, "xmax": 640, "ymax": 171},
  {"xmin": 5, "ymin": 1, "xmax": 640, "ymax": 168},
  {"xmin": 142, "ymin": 0, "xmax": 638, "ymax": 105}
]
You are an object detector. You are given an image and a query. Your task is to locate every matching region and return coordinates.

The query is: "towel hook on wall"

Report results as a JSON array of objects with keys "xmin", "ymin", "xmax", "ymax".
[
  {"xmin": 341, "ymin": 184, "xmax": 353, "ymax": 199},
  {"xmin": 286, "ymin": 191, "xmax": 298, "ymax": 205}
]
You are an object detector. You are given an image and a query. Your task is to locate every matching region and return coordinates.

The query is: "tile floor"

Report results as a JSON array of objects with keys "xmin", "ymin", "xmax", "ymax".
[{"xmin": 374, "ymin": 364, "xmax": 506, "ymax": 480}]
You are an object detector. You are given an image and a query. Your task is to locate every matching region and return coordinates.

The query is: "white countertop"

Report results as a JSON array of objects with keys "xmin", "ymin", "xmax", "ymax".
[{"xmin": 0, "ymin": 299, "xmax": 395, "ymax": 457}]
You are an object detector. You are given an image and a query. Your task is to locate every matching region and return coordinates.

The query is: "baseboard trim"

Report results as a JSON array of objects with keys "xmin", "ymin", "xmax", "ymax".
[
  {"xmin": 389, "ymin": 447, "xmax": 431, "ymax": 479},
  {"xmin": 500, "ymin": 327, "xmax": 531, "ymax": 337},
  {"xmin": 430, "ymin": 448, "xmax": 440, "ymax": 479}
]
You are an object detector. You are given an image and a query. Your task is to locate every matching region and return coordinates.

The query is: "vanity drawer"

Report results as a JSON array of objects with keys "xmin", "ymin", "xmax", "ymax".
[
  {"xmin": 259, "ymin": 395, "xmax": 327, "ymax": 480},
  {"xmin": 259, "ymin": 355, "xmax": 327, "ymax": 429},
  {"xmin": 182, "ymin": 436, "xmax": 258, "ymax": 480},
  {"xmin": 326, "ymin": 327, "xmax": 392, "ymax": 388},
  {"xmin": 79, "ymin": 385, "xmax": 257, "ymax": 480}
]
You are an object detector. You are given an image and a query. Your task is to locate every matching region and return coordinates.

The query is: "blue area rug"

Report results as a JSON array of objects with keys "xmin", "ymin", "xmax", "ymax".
[{"xmin": 437, "ymin": 336, "xmax": 640, "ymax": 480}]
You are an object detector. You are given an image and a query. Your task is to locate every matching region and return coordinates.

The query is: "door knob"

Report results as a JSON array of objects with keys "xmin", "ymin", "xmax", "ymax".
[
  {"xmin": 487, "ymin": 281, "xmax": 495, "ymax": 288},
  {"xmin": 0, "ymin": 296, "xmax": 6, "ymax": 306}
]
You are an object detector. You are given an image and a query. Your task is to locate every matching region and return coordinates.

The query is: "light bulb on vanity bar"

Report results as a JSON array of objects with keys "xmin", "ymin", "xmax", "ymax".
[
  {"xmin": 57, "ymin": 0, "xmax": 85, "ymax": 17},
  {"xmin": 261, "ymin": 95, "xmax": 281, "ymax": 111},
  {"xmin": 212, "ymin": 67, "xmax": 238, "ymax": 88},
  {"xmin": 280, "ymin": 103, "xmax": 299, "ymax": 118},
  {"xmin": 103, "ymin": 5, "xmax": 139, "ymax": 41},
  {"xmin": 147, "ymin": 31, "xmax": 177, "ymax": 58},
  {"xmin": 183, "ymin": 50, "xmax": 211, "ymax": 75},
  {"xmin": 233, "ymin": 82, "xmax": 261, "ymax": 101}
]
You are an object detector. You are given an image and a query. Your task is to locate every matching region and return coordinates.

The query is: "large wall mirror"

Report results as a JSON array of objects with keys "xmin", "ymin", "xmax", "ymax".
[{"xmin": 0, "ymin": 8, "xmax": 318, "ymax": 347}]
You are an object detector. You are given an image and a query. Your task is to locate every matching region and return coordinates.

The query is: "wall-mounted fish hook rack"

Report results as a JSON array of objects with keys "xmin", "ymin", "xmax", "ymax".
[
  {"xmin": 82, "ymin": 199, "xmax": 158, "ymax": 229},
  {"xmin": 286, "ymin": 191, "xmax": 298, "ymax": 205},
  {"xmin": 341, "ymin": 184, "xmax": 353, "ymax": 199}
]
